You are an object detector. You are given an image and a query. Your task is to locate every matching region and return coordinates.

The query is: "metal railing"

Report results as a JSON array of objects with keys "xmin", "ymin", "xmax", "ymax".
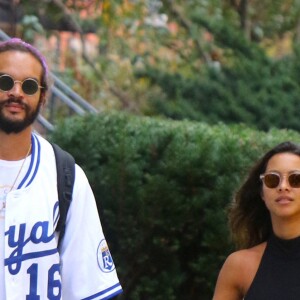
[{"xmin": 0, "ymin": 29, "xmax": 98, "ymax": 134}]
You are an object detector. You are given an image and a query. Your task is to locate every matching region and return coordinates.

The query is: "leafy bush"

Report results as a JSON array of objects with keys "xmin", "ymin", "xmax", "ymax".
[{"xmin": 51, "ymin": 112, "xmax": 300, "ymax": 299}]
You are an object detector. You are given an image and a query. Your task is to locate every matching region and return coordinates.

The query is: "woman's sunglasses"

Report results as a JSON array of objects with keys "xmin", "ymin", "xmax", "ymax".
[
  {"xmin": 260, "ymin": 171, "xmax": 300, "ymax": 188},
  {"xmin": 0, "ymin": 74, "xmax": 43, "ymax": 96}
]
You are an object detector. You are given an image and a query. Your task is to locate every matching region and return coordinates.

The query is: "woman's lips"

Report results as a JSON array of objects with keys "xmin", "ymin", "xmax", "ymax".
[{"xmin": 276, "ymin": 196, "xmax": 293, "ymax": 204}]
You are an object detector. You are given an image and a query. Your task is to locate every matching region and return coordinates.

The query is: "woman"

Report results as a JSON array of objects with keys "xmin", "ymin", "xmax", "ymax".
[{"xmin": 213, "ymin": 141, "xmax": 300, "ymax": 299}]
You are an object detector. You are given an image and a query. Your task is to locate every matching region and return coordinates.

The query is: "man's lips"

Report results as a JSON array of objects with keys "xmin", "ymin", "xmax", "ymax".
[
  {"xmin": 2, "ymin": 99, "xmax": 26, "ymax": 112},
  {"xmin": 4, "ymin": 102, "xmax": 25, "ymax": 113}
]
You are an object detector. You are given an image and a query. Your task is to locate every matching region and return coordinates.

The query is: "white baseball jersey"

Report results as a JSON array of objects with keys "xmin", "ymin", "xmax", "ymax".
[{"xmin": 0, "ymin": 133, "xmax": 122, "ymax": 299}]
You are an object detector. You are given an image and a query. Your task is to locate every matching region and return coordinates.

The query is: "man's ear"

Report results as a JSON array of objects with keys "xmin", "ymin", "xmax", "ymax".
[{"xmin": 40, "ymin": 93, "xmax": 46, "ymax": 106}]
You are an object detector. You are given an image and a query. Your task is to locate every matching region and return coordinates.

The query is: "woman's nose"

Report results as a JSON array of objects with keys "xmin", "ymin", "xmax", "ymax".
[{"xmin": 278, "ymin": 176, "xmax": 290, "ymax": 190}]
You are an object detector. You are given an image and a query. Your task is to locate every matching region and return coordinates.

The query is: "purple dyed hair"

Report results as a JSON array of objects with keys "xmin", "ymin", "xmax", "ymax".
[{"xmin": 0, "ymin": 38, "xmax": 49, "ymax": 96}]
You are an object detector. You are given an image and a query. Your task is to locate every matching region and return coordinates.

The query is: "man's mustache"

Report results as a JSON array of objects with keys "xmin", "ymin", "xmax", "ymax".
[{"xmin": 0, "ymin": 98, "xmax": 27, "ymax": 109}]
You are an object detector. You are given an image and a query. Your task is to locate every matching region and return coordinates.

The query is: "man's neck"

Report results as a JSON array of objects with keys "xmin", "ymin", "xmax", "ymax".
[{"xmin": 0, "ymin": 127, "xmax": 32, "ymax": 161}]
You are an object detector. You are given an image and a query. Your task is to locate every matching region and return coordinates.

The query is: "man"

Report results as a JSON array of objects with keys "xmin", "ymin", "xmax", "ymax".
[{"xmin": 0, "ymin": 38, "xmax": 122, "ymax": 299}]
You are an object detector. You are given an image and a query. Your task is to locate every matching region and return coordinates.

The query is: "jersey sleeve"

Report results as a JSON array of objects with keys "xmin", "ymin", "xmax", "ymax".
[{"xmin": 59, "ymin": 165, "xmax": 122, "ymax": 299}]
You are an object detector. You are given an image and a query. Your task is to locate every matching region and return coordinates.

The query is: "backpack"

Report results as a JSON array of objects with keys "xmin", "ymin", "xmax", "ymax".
[{"xmin": 51, "ymin": 143, "xmax": 75, "ymax": 248}]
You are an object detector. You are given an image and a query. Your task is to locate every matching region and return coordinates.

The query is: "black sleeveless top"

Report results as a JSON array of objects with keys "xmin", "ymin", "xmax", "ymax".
[{"xmin": 245, "ymin": 234, "xmax": 300, "ymax": 299}]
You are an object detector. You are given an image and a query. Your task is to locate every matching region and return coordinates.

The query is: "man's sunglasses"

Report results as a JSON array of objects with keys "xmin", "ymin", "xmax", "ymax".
[
  {"xmin": 0, "ymin": 74, "xmax": 43, "ymax": 96},
  {"xmin": 260, "ymin": 171, "xmax": 300, "ymax": 188}
]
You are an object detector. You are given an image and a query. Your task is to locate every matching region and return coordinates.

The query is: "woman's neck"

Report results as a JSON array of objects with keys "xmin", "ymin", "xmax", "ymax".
[{"xmin": 272, "ymin": 216, "xmax": 300, "ymax": 240}]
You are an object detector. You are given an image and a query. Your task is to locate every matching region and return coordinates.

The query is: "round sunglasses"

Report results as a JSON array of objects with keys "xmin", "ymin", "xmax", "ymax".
[
  {"xmin": 0, "ymin": 74, "xmax": 43, "ymax": 96},
  {"xmin": 260, "ymin": 171, "xmax": 300, "ymax": 188}
]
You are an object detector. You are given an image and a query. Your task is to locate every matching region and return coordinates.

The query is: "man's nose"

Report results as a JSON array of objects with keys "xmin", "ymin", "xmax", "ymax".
[{"xmin": 7, "ymin": 81, "xmax": 24, "ymax": 98}]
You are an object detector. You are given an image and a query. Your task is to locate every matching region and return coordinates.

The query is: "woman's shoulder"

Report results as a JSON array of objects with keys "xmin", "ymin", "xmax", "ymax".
[
  {"xmin": 227, "ymin": 242, "xmax": 266, "ymax": 266},
  {"xmin": 225, "ymin": 243, "xmax": 267, "ymax": 293},
  {"xmin": 224, "ymin": 242, "xmax": 266, "ymax": 282},
  {"xmin": 212, "ymin": 242, "xmax": 267, "ymax": 300}
]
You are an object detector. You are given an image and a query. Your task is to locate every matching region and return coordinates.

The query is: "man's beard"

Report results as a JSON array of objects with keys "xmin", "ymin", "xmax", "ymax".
[{"xmin": 0, "ymin": 97, "xmax": 41, "ymax": 134}]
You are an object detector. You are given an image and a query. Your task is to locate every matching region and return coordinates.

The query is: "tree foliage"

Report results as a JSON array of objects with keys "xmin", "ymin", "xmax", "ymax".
[{"xmin": 137, "ymin": 4, "xmax": 300, "ymax": 131}]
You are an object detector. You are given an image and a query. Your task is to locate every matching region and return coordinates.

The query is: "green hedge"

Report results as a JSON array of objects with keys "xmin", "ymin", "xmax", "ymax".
[{"xmin": 51, "ymin": 112, "xmax": 300, "ymax": 300}]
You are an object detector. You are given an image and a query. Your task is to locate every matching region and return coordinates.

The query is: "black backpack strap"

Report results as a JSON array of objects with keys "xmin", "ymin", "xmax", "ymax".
[{"xmin": 51, "ymin": 143, "xmax": 75, "ymax": 248}]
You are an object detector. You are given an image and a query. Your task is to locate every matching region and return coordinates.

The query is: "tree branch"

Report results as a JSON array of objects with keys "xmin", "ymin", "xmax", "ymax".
[{"xmin": 161, "ymin": 0, "xmax": 211, "ymax": 64}]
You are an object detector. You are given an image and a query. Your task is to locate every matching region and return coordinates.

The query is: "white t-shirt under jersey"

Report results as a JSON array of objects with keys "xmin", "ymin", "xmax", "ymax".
[{"xmin": 0, "ymin": 156, "xmax": 31, "ymax": 300}]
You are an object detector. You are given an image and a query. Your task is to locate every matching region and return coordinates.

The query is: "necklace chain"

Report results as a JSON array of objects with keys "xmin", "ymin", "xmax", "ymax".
[
  {"xmin": 0, "ymin": 143, "xmax": 31, "ymax": 216},
  {"xmin": 9, "ymin": 143, "xmax": 32, "ymax": 192}
]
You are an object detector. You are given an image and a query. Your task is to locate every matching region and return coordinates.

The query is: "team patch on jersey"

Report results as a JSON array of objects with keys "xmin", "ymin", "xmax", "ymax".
[{"xmin": 97, "ymin": 239, "xmax": 115, "ymax": 273}]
